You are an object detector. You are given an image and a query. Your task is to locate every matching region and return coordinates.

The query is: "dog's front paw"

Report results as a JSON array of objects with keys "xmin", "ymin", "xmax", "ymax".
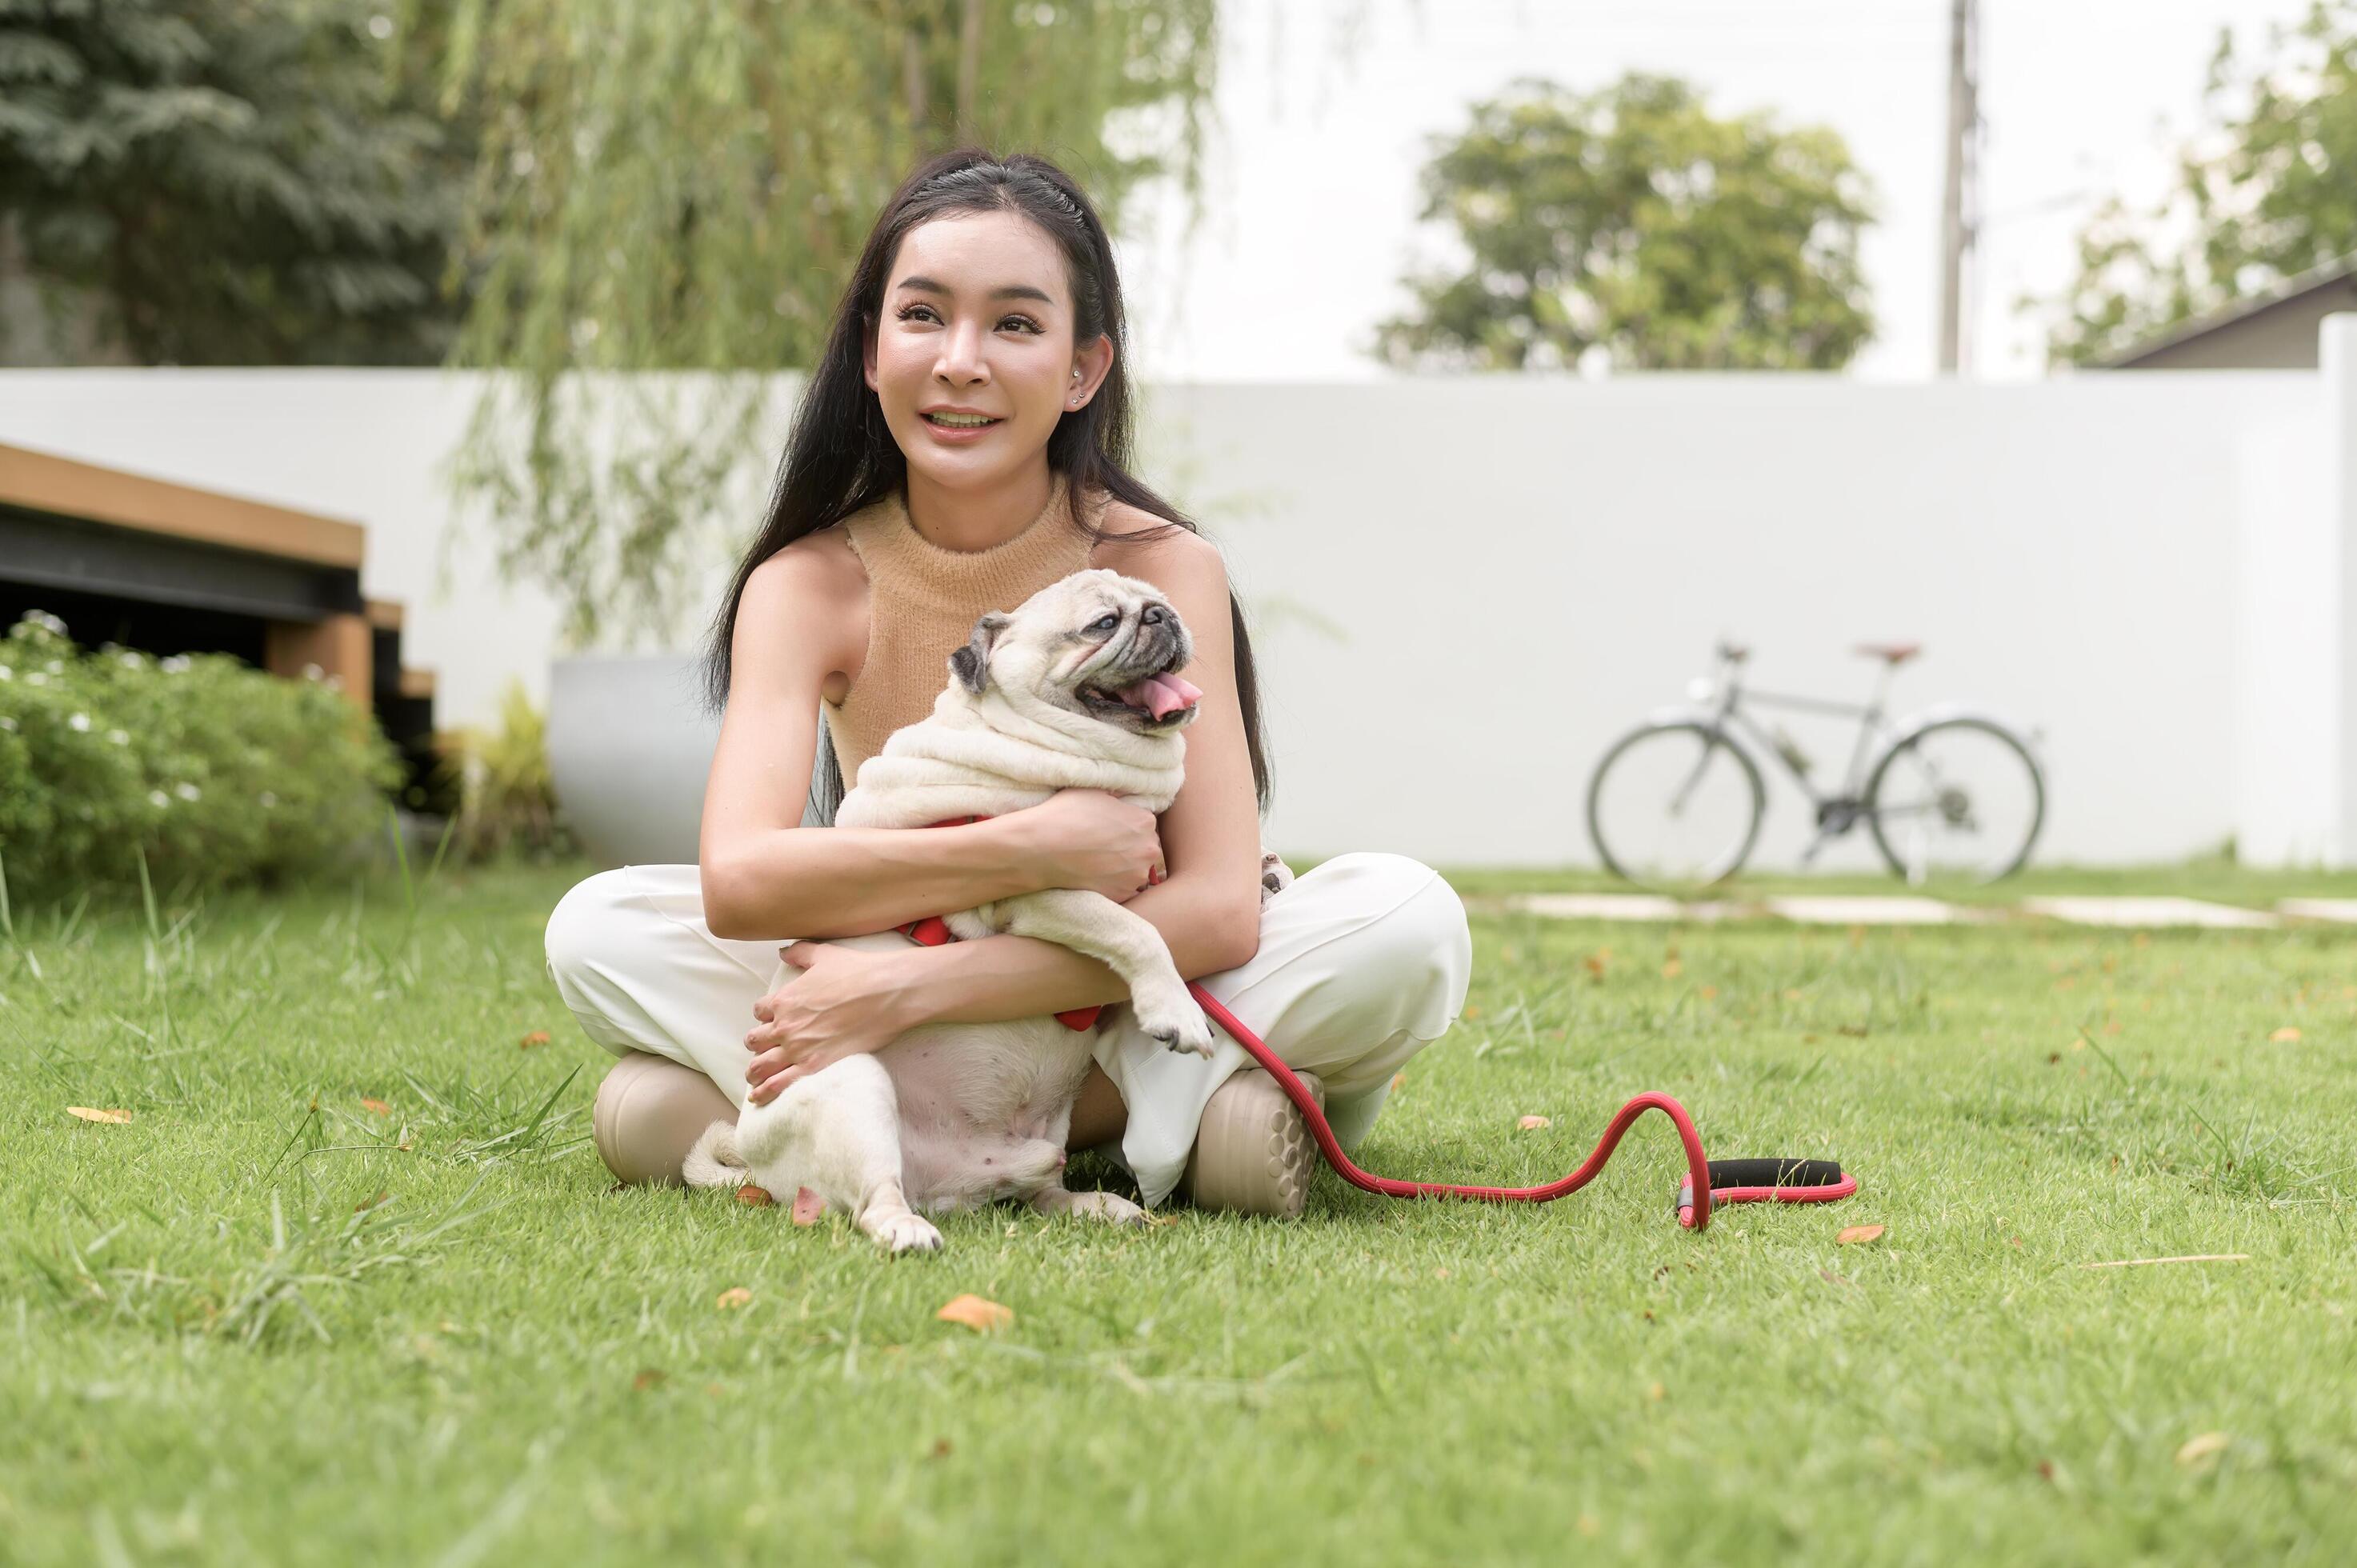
[
  {"xmin": 1137, "ymin": 994, "xmax": 1216, "ymax": 1058},
  {"xmin": 874, "ymin": 1212, "xmax": 944, "ymax": 1255}
]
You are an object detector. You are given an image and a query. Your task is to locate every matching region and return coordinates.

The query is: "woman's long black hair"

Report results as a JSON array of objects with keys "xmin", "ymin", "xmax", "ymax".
[{"xmin": 702, "ymin": 146, "xmax": 1273, "ymax": 828}]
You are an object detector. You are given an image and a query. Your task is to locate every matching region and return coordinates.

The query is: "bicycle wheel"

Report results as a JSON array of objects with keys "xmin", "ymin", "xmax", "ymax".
[
  {"xmin": 1864, "ymin": 717, "xmax": 2045, "ymax": 884},
  {"xmin": 1587, "ymin": 721, "xmax": 1766, "ymax": 888}
]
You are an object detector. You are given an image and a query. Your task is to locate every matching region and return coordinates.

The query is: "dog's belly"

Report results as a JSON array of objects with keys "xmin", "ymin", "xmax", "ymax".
[{"xmin": 878, "ymin": 1018, "xmax": 1101, "ymax": 1210}]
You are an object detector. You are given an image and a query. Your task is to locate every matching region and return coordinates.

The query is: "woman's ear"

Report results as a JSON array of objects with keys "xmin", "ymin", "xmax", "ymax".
[
  {"xmin": 949, "ymin": 612, "xmax": 1011, "ymax": 694},
  {"xmin": 1069, "ymin": 332, "xmax": 1114, "ymax": 404}
]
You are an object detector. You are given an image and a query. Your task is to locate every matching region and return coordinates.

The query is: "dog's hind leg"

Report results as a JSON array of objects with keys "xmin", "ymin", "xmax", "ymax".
[
  {"xmin": 740, "ymin": 1055, "xmax": 942, "ymax": 1254},
  {"xmin": 682, "ymin": 1122, "xmax": 747, "ymax": 1189}
]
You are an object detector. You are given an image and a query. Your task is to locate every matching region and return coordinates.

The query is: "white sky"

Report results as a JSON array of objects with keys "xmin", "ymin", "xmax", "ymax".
[{"xmin": 1114, "ymin": 0, "xmax": 2324, "ymax": 382}]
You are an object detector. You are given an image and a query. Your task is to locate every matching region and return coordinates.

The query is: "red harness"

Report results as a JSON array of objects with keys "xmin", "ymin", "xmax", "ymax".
[{"xmin": 900, "ymin": 814, "xmax": 1857, "ymax": 1228}]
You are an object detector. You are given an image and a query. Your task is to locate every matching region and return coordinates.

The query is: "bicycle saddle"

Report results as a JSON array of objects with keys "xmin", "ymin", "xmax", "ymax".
[{"xmin": 1853, "ymin": 642, "xmax": 1923, "ymax": 666}]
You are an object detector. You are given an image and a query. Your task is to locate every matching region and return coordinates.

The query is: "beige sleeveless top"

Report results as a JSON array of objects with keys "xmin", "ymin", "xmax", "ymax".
[{"xmin": 821, "ymin": 470, "xmax": 1101, "ymax": 781}]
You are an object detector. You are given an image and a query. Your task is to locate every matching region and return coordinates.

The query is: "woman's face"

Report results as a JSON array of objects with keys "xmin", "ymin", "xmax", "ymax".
[{"xmin": 864, "ymin": 210, "xmax": 1111, "ymax": 488}]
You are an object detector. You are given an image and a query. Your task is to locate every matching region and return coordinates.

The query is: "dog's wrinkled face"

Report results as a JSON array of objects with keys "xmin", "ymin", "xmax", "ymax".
[{"xmin": 950, "ymin": 568, "xmax": 1203, "ymax": 734}]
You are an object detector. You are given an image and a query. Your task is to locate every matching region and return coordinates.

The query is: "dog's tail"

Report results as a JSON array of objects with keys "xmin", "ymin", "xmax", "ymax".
[{"xmin": 682, "ymin": 1121, "xmax": 749, "ymax": 1189}]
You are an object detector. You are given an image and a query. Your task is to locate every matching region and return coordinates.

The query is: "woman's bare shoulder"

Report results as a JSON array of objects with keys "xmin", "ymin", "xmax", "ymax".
[
  {"xmin": 1086, "ymin": 491, "xmax": 1219, "ymax": 576},
  {"xmin": 748, "ymin": 522, "xmax": 869, "ymax": 699}
]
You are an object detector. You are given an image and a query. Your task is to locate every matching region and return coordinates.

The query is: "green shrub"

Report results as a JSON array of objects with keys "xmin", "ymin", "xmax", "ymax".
[
  {"xmin": 0, "ymin": 610, "xmax": 405, "ymax": 906},
  {"xmin": 428, "ymin": 678, "xmax": 574, "ymax": 864}
]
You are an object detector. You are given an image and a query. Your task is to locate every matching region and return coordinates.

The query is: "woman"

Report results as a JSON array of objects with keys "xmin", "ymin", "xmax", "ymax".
[{"xmin": 543, "ymin": 147, "xmax": 1470, "ymax": 1217}]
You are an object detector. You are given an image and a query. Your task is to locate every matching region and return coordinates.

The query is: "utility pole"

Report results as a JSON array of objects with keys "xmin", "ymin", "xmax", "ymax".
[{"xmin": 1939, "ymin": 0, "xmax": 1980, "ymax": 374}]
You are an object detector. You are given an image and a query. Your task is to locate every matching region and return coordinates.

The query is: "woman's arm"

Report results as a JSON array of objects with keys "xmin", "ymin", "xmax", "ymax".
[
  {"xmin": 699, "ymin": 546, "xmax": 1052, "ymax": 940},
  {"xmin": 890, "ymin": 526, "xmax": 1269, "ymax": 1025},
  {"xmin": 890, "ymin": 873, "xmax": 1258, "ymax": 1025}
]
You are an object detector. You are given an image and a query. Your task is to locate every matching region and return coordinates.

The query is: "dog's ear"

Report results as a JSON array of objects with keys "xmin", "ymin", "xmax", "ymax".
[{"xmin": 948, "ymin": 611, "xmax": 1010, "ymax": 695}]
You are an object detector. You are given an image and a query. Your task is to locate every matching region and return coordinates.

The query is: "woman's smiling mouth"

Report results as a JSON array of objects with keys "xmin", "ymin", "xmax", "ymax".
[{"xmin": 922, "ymin": 410, "xmax": 1002, "ymax": 429}]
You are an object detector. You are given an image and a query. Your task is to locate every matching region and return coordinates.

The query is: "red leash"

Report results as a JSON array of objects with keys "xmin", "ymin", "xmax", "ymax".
[
  {"xmin": 904, "ymin": 816, "xmax": 1859, "ymax": 1229},
  {"xmin": 1185, "ymin": 980, "xmax": 1855, "ymax": 1230}
]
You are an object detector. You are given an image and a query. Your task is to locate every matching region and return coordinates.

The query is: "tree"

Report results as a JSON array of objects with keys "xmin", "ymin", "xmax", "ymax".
[
  {"xmin": 1370, "ymin": 72, "xmax": 1878, "ymax": 374},
  {"xmin": 2030, "ymin": 0, "xmax": 2357, "ymax": 369},
  {"xmin": 411, "ymin": 0, "xmax": 1226, "ymax": 648},
  {"xmin": 0, "ymin": 0, "xmax": 475, "ymax": 366}
]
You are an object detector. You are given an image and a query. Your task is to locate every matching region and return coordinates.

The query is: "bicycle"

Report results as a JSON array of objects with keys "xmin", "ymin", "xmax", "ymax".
[{"xmin": 1585, "ymin": 640, "xmax": 2047, "ymax": 888}]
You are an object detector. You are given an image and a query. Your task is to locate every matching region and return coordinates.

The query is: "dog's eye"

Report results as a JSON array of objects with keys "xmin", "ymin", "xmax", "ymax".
[{"xmin": 1089, "ymin": 614, "xmax": 1119, "ymax": 634}]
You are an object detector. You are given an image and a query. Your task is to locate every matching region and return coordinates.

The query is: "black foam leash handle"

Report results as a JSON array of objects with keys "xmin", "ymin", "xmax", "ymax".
[
  {"xmin": 1675, "ymin": 1156, "xmax": 1857, "ymax": 1222},
  {"xmin": 1706, "ymin": 1158, "xmax": 1847, "ymax": 1190}
]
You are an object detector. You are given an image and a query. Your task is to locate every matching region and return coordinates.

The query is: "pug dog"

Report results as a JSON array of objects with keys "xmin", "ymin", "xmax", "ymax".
[{"xmin": 683, "ymin": 566, "xmax": 1291, "ymax": 1254}]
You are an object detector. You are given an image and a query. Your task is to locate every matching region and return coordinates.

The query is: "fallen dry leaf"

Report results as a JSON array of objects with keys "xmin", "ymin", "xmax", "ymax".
[
  {"xmin": 1699, "ymin": 985, "xmax": 1718, "ymax": 1001},
  {"xmin": 715, "ymin": 1286, "xmax": 753, "ymax": 1310},
  {"xmin": 65, "ymin": 1106, "xmax": 132, "ymax": 1125},
  {"xmin": 1660, "ymin": 958, "xmax": 1683, "ymax": 979},
  {"xmin": 1390, "ymin": 1072, "xmax": 1406, "ymax": 1092},
  {"xmin": 360, "ymin": 1097, "xmax": 391, "ymax": 1117},
  {"xmin": 1582, "ymin": 952, "xmax": 1609, "ymax": 978},
  {"xmin": 2175, "ymin": 1432, "xmax": 2229, "ymax": 1467},
  {"xmin": 1836, "ymin": 1224, "xmax": 1887, "ymax": 1246},
  {"xmin": 790, "ymin": 1187, "xmax": 824, "ymax": 1226},
  {"xmin": 1517, "ymin": 1114, "xmax": 1551, "ymax": 1131},
  {"xmin": 2268, "ymin": 1026, "xmax": 2301, "ymax": 1043},
  {"xmin": 936, "ymin": 1294, "xmax": 1014, "ymax": 1333},
  {"xmin": 930, "ymin": 1438, "xmax": 954, "ymax": 1459},
  {"xmin": 735, "ymin": 1185, "xmax": 774, "ymax": 1208},
  {"xmin": 1647, "ymin": 1381, "xmax": 1666, "ymax": 1402},
  {"xmin": 633, "ymin": 1369, "xmax": 667, "ymax": 1391},
  {"xmin": 519, "ymin": 1030, "xmax": 551, "ymax": 1049},
  {"xmin": 354, "ymin": 1190, "xmax": 390, "ymax": 1213}
]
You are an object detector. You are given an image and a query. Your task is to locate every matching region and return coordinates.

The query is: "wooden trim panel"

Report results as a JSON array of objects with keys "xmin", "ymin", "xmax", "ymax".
[{"xmin": 0, "ymin": 440, "xmax": 365, "ymax": 570}]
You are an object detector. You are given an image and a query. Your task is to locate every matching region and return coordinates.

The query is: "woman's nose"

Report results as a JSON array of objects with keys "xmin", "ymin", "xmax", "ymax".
[{"xmin": 936, "ymin": 320, "xmax": 989, "ymax": 381}]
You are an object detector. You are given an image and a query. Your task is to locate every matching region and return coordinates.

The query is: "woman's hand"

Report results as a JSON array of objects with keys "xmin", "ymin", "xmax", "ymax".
[
  {"xmin": 1007, "ymin": 788, "xmax": 1166, "ymax": 902},
  {"xmin": 743, "ymin": 941, "xmax": 918, "ymax": 1105}
]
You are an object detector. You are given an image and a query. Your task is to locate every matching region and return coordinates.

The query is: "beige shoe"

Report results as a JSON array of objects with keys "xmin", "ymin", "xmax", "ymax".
[
  {"xmin": 1180, "ymin": 1067, "xmax": 1325, "ymax": 1218},
  {"xmin": 592, "ymin": 1051, "xmax": 737, "ymax": 1186}
]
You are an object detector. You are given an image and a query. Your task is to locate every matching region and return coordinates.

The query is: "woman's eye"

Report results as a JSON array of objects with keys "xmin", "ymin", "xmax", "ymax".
[{"xmin": 893, "ymin": 304, "xmax": 1039, "ymax": 333}]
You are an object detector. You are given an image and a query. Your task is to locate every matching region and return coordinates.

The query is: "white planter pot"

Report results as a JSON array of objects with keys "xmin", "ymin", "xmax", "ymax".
[{"xmin": 547, "ymin": 652, "xmax": 723, "ymax": 868}]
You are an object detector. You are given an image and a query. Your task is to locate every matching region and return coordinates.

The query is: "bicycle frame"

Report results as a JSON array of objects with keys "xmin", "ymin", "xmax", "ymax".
[{"xmin": 1696, "ymin": 649, "xmax": 1905, "ymax": 815}]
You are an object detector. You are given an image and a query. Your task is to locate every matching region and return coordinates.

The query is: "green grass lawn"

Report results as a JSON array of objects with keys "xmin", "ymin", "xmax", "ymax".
[{"xmin": 5, "ymin": 858, "xmax": 2355, "ymax": 1564}]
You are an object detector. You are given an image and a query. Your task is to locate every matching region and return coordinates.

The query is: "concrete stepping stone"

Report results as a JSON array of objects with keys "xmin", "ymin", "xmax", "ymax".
[
  {"xmin": 1763, "ymin": 896, "xmax": 1979, "ymax": 925},
  {"xmin": 2277, "ymin": 899, "xmax": 2357, "ymax": 923},
  {"xmin": 2019, "ymin": 896, "xmax": 2278, "ymax": 929}
]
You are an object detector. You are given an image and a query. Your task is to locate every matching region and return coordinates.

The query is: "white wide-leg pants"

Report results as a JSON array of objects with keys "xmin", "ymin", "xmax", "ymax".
[{"xmin": 543, "ymin": 853, "xmax": 1472, "ymax": 1207}]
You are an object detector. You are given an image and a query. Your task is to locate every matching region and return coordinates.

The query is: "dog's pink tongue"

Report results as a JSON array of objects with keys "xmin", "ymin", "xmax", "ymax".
[{"xmin": 1116, "ymin": 672, "xmax": 1202, "ymax": 719}]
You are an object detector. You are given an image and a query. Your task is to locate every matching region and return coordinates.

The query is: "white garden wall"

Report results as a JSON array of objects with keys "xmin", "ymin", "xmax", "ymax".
[{"xmin": 6, "ymin": 318, "xmax": 2354, "ymax": 870}]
